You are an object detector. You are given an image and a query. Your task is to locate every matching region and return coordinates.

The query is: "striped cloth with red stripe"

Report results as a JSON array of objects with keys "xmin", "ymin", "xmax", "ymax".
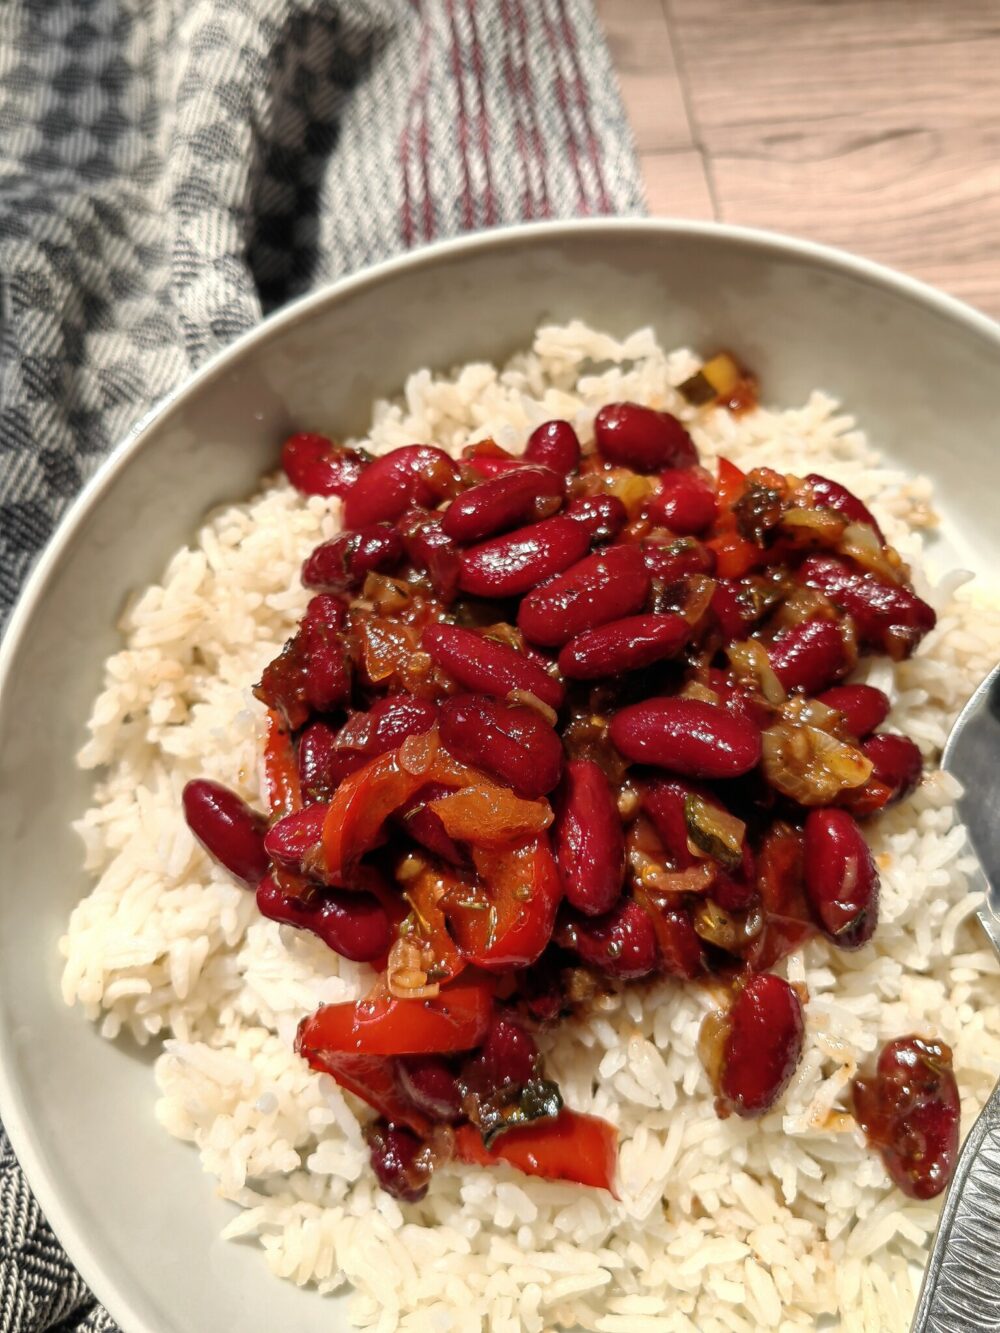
[{"xmin": 0, "ymin": 3, "xmax": 642, "ymax": 1329}]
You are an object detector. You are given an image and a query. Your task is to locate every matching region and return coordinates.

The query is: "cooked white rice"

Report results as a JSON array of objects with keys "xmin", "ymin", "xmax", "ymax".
[{"xmin": 62, "ymin": 322, "xmax": 1000, "ymax": 1333}]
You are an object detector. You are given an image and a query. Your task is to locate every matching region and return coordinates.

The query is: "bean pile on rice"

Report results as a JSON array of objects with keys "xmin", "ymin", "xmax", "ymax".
[{"xmin": 62, "ymin": 323, "xmax": 1000, "ymax": 1333}]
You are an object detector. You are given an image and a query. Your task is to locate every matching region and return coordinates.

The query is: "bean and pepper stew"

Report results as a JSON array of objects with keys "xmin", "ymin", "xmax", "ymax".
[{"xmin": 182, "ymin": 359, "xmax": 960, "ymax": 1204}]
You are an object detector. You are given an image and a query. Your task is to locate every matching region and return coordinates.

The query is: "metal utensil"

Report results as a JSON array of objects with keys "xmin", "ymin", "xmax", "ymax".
[{"xmin": 912, "ymin": 663, "xmax": 1000, "ymax": 1333}]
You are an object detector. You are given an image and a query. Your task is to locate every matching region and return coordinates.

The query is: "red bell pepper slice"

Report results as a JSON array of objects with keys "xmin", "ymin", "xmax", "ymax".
[
  {"xmin": 322, "ymin": 746, "xmax": 432, "ymax": 882},
  {"xmin": 706, "ymin": 531, "xmax": 763, "ymax": 579},
  {"xmin": 706, "ymin": 458, "xmax": 763, "ymax": 578},
  {"xmin": 406, "ymin": 863, "xmax": 468, "ymax": 985},
  {"xmin": 295, "ymin": 982, "xmax": 493, "ymax": 1058},
  {"xmin": 714, "ymin": 457, "xmax": 747, "ymax": 519},
  {"xmin": 455, "ymin": 1109, "xmax": 619, "ymax": 1195},
  {"xmin": 321, "ymin": 732, "xmax": 482, "ymax": 882},
  {"xmin": 263, "ymin": 710, "xmax": 302, "ymax": 818},
  {"xmin": 450, "ymin": 837, "xmax": 563, "ymax": 971},
  {"xmin": 300, "ymin": 1050, "xmax": 430, "ymax": 1135}
]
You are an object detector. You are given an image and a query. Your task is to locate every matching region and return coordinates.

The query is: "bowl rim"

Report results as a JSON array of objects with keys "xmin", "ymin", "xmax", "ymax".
[{"xmin": 1, "ymin": 215, "xmax": 998, "ymax": 1332}]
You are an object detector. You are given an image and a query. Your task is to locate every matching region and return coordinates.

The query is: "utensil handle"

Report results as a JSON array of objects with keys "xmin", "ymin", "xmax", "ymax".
[{"xmin": 911, "ymin": 1078, "xmax": 1000, "ymax": 1333}]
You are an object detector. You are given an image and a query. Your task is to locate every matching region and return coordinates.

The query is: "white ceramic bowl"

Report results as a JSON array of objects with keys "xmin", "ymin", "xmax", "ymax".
[{"xmin": 2, "ymin": 220, "xmax": 999, "ymax": 1333}]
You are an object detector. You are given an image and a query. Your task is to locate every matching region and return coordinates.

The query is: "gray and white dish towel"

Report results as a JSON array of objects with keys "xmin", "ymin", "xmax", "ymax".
[{"xmin": 0, "ymin": 1, "xmax": 643, "ymax": 1328}]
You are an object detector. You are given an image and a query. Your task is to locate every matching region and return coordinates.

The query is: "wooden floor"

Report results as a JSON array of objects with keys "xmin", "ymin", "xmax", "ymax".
[{"xmin": 597, "ymin": 0, "xmax": 1000, "ymax": 317}]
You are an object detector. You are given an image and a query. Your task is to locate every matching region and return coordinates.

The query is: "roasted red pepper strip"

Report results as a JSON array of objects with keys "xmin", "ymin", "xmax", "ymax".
[
  {"xmin": 406, "ymin": 863, "xmax": 467, "ymax": 985},
  {"xmin": 714, "ymin": 456, "xmax": 747, "ymax": 517},
  {"xmin": 296, "ymin": 983, "xmax": 493, "ymax": 1057},
  {"xmin": 322, "ymin": 745, "xmax": 433, "ymax": 882},
  {"xmin": 299, "ymin": 1050, "xmax": 430, "ymax": 1135},
  {"xmin": 263, "ymin": 710, "xmax": 302, "ymax": 819},
  {"xmin": 450, "ymin": 837, "xmax": 563, "ymax": 971},
  {"xmin": 455, "ymin": 1109, "xmax": 619, "ymax": 1195},
  {"xmin": 706, "ymin": 530, "xmax": 762, "ymax": 579},
  {"xmin": 706, "ymin": 458, "xmax": 762, "ymax": 578}
]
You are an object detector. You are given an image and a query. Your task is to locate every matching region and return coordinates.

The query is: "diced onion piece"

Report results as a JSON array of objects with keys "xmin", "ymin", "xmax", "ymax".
[
  {"xmin": 702, "ymin": 352, "xmax": 744, "ymax": 397},
  {"xmin": 684, "ymin": 794, "xmax": 746, "ymax": 871},
  {"xmin": 728, "ymin": 638, "xmax": 786, "ymax": 706},
  {"xmin": 506, "ymin": 690, "xmax": 558, "ymax": 726},
  {"xmin": 779, "ymin": 506, "xmax": 846, "ymax": 546},
  {"xmin": 629, "ymin": 848, "xmax": 716, "ymax": 896},
  {"xmin": 781, "ymin": 696, "xmax": 842, "ymax": 734},
  {"xmin": 770, "ymin": 586, "xmax": 835, "ymax": 629},
  {"xmin": 362, "ymin": 573, "xmax": 414, "ymax": 613},
  {"xmin": 839, "ymin": 522, "xmax": 907, "ymax": 585},
  {"xmin": 680, "ymin": 352, "xmax": 744, "ymax": 406},
  {"xmin": 761, "ymin": 721, "xmax": 873, "ymax": 806},
  {"xmin": 692, "ymin": 899, "xmax": 764, "ymax": 951},
  {"xmin": 678, "ymin": 574, "xmax": 717, "ymax": 626},
  {"xmin": 698, "ymin": 1008, "xmax": 730, "ymax": 1090},
  {"xmin": 387, "ymin": 936, "xmax": 440, "ymax": 1000},
  {"xmin": 398, "ymin": 730, "xmax": 440, "ymax": 776}
]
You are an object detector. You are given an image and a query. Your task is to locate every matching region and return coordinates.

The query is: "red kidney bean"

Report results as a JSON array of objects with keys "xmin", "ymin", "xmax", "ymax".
[
  {"xmin": 767, "ymin": 617, "xmax": 849, "ymax": 695},
  {"xmin": 642, "ymin": 778, "xmax": 751, "ymax": 901},
  {"xmin": 594, "ymin": 402, "xmax": 698, "ymax": 473},
  {"xmin": 472, "ymin": 1014, "xmax": 539, "ymax": 1090},
  {"xmin": 396, "ymin": 1056, "xmax": 463, "ymax": 1122},
  {"xmin": 806, "ymin": 473, "xmax": 884, "ymax": 542},
  {"xmin": 642, "ymin": 537, "xmax": 715, "ymax": 583},
  {"xmin": 326, "ymin": 695, "xmax": 439, "ymax": 785},
  {"xmin": 862, "ymin": 733, "xmax": 923, "ymax": 803},
  {"xmin": 553, "ymin": 759, "xmax": 624, "ymax": 916},
  {"xmin": 646, "ymin": 469, "xmax": 716, "ymax": 535},
  {"xmin": 264, "ymin": 804, "xmax": 326, "ymax": 872},
  {"xmin": 718, "ymin": 973, "xmax": 805, "ymax": 1117},
  {"xmin": 564, "ymin": 494, "xmax": 628, "ymax": 543},
  {"xmin": 343, "ymin": 444, "xmax": 461, "ymax": 529},
  {"xmin": 803, "ymin": 808, "xmax": 879, "ymax": 948},
  {"xmin": 852, "ymin": 1036, "xmax": 960, "ymax": 1200},
  {"xmin": 421, "ymin": 622, "xmax": 565, "ymax": 710},
  {"xmin": 183, "ymin": 779, "xmax": 269, "ymax": 887},
  {"xmin": 303, "ymin": 592, "xmax": 347, "ymax": 632},
  {"xmin": 557, "ymin": 898, "xmax": 658, "ymax": 979},
  {"xmin": 365, "ymin": 1121, "xmax": 430, "ymax": 1203},
  {"xmin": 252, "ymin": 595, "xmax": 346, "ymax": 733},
  {"xmin": 816, "ymin": 683, "xmax": 890, "ymax": 737},
  {"xmin": 710, "ymin": 579, "xmax": 759, "ymax": 643},
  {"xmin": 799, "ymin": 555, "xmax": 936, "ymax": 658},
  {"xmin": 438, "ymin": 694, "xmax": 563, "ymax": 798},
  {"xmin": 649, "ymin": 903, "xmax": 704, "ymax": 979},
  {"xmin": 441, "ymin": 466, "xmax": 563, "ymax": 544},
  {"xmin": 610, "ymin": 698, "xmax": 762, "ymax": 779},
  {"xmin": 256, "ymin": 874, "xmax": 393, "ymax": 963},
  {"xmin": 518, "ymin": 543, "xmax": 650, "ymax": 648},
  {"xmin": 463, "ymin": 454, "xmax": 531, "ymax": 478},
  {"xmin": 255, "ymin": 638, "xmax": 310, "ymax": 731},
  {"xmin": 298, "ymin": 720, "xmax": 341, "ymax": 803},
  {"xmin": 642, "ymin": 778, "xmax": 698, "ymax": 868},
  {"xmin": 396, "ymin": 783, "xmax": 468, "ymax": 865},
  {"xmin": 281, "ymin": 432, "xmax": 366, "ymax": 498},
  {"xmin": 700, "ymin": 666, "xmax": 772, "ymax": 730},
  {"xmin": 301, "ymin": 594, "xmax": 351, "ymax": 713},
  {"xmin": 301, "ymin": 524, "xmax": 403, "ymax": 593},
  {"xmin": 525, "ymin": 419, "xmax": 581, "ymax": 476},
  {"xmin": 399, "ymin": 511, "xmax": 460, "ymax": 603},
  {"xmin": 457, "ymin": 513, "xmax": 591, "ymax": 599},
  {"xmin": 558, "ymin": 612, "xmax": 689, "ymax": 680},
  {"xmin": 458, "ymin": 1015, "xmax": 540, "ymax": 1117}
]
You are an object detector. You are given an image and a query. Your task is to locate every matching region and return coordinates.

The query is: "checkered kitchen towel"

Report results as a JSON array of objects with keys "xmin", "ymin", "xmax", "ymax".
[{"xmin": 0, "ymin": 1, "xmax": 642, "ymax": 1328}]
